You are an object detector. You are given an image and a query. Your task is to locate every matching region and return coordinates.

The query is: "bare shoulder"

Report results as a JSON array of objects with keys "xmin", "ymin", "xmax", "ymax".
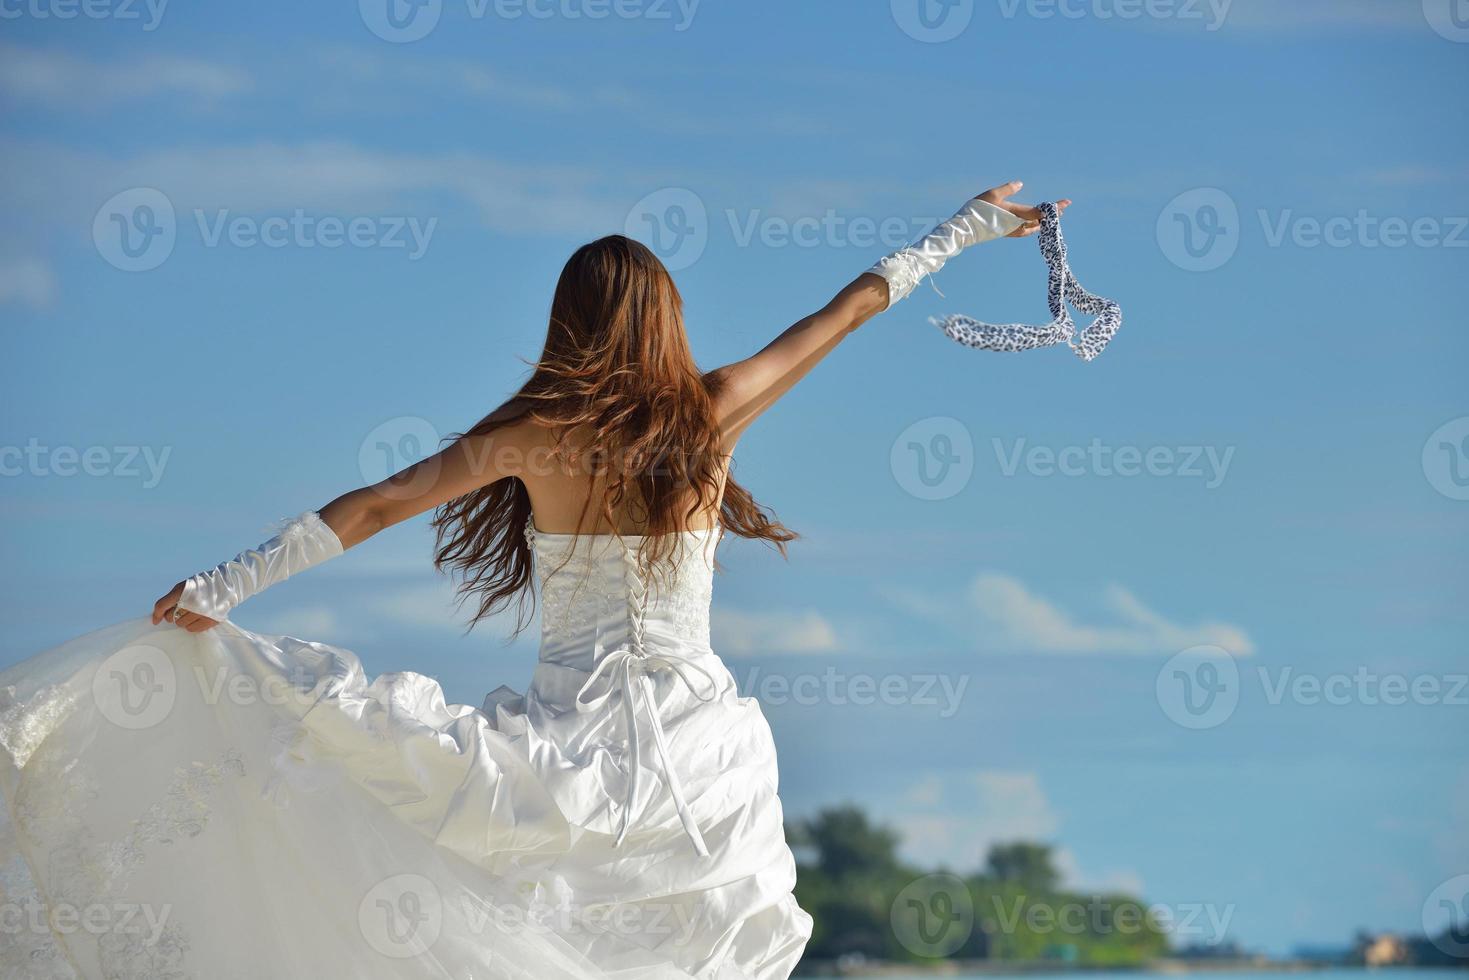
[{"xmin": 450, "ymin": 399, "xmax": 549, "ymax": 471}]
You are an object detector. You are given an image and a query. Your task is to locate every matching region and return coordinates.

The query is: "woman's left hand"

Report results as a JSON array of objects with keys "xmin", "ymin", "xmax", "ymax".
[{"xmin": 152, "ymin": 580, "xmax": 221, "ymax": 632}]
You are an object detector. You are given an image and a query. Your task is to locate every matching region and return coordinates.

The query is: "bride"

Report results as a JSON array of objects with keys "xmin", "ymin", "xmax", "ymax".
[{"xmin": 0, "ymin": 182, "xmax": 1063, "ymax": 978}]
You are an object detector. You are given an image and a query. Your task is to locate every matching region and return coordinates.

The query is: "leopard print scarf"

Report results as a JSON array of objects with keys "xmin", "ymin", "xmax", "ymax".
[{"xmin": 930, "ymin": 202, "xmax": 1121, "ymax": 362}]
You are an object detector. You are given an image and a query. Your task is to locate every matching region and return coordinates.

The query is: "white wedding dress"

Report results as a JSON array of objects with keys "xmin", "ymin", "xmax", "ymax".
[{"xmin": 0, "ymin": 521, "xmax": 811, "ymax": 978}]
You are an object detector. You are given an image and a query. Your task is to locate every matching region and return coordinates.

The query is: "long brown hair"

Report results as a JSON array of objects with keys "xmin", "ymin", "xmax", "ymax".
[{"xmin": 432, "ymin": 234, "xmax": 795, "ymax": 630}]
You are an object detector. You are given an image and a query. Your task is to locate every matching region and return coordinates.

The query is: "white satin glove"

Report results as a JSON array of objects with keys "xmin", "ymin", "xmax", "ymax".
[
  {"xmin": 176, "ymin": 511, "xmax": 343, "ymax": 622},
  {"xmin": 867, "ymin": 196, "xmax": 1025, "ymax": 309}
]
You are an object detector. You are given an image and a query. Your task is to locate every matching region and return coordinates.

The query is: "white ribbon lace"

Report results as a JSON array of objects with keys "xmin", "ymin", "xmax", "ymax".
[{"xmin": 575, "ymin": 645, "xmax": 718, "ymax": 857}]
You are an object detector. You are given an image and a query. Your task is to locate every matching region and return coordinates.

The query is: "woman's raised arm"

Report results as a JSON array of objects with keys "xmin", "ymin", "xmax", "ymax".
[
  {"xmin": 153, "ymin": 411, "xmax": 528, "ymax": 631},
  {"xmin": 710, "ymin": 181, "xmax": 1067, "ymax": 448}
]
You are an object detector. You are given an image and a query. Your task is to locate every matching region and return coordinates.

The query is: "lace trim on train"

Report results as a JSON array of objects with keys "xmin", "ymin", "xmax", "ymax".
[{"xmin": 1, "ymin": 732, "xmax": 247, "ymax": 979}]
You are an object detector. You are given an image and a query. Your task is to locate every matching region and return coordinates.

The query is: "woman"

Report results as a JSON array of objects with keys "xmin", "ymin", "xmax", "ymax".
[{"xmin": 0, "ymin": 182, "xmax": 1063, "ymax": 978}]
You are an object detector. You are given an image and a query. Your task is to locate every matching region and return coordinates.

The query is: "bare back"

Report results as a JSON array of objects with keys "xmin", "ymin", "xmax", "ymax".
[{"xmin": 499, "ymin": 416, "xmax": 731, "ymax": 536}]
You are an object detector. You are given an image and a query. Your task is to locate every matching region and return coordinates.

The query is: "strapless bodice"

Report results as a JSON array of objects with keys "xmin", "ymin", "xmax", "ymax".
[{"xmin": 525, "ymin": 523, "xmax": 719, "ymax": 672}]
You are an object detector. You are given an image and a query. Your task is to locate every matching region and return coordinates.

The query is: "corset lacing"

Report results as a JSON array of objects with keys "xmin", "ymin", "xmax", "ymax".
[{"xmin": 525, "ymin": 518, "xmax": 717, "ymax": 856}]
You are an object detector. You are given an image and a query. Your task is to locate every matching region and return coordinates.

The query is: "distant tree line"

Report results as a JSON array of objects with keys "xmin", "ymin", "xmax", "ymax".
[{"xmin": 788, "ymin": 806, "xmax": 1168, "ymax": 968}]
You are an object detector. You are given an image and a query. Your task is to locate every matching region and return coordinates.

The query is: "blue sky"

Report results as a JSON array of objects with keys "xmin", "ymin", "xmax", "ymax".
[{"xmin": 2, "ymin": 0, "xmax": 1466, "ymax": 957}]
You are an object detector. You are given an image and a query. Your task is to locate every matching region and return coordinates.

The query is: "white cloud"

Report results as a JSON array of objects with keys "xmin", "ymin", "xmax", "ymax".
[
  {"xmin": 0, "ymin": 259, "xmax": 57, "ymax": 310},
  {"xmin": 1055, "ymin": 847, "xmax": 1147, "ymax": 896},
  {"xmin": 0, "ymin": 43, "xmax": 251, "ymax": 108},
  {"xmin": 712, "ymin": 608, "xmax": 839, "ymax": 656},
  {"xmin": 373, "ymin": 582, "xmax": 474, "ymax": 633},
  {"xmin": 254, "ymin": 605, "xmax": 344, "ymax": 639},
  {"xmin": 886, "ymin": 771, "xmax": 1147, "ymax": 894},
  {"xmin": 885, "ymin": 770, "xmax": 1061, "ymax": 872},
  {"xmin": 308, "ymin": 46, "xmax": 831, "ymax": 139},
  {"xmin": 314, "ymin": 45, "xmax": 584, "ymax": 113},
  {"xmin": 967, "ymin": 573, "xmax": 1255, "ymax": 656},
  {"xmin": 0, "ymin": 138, "xmax": 637, "ymax": 239}
]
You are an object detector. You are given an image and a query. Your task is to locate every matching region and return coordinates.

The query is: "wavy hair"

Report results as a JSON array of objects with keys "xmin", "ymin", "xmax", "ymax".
[{"xmin": 432, "ymin": 235, "xmax": 795, "ymax": 630}]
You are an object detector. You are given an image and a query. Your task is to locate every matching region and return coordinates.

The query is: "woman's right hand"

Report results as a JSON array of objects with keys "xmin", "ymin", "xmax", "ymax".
[
  {"xmin": 152, "ymin": 580, "xmax": 220, "ymax": 632},
  {"xmin": 978, "ymin": 180, "xmax": 1071, "ymax": 238}
]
